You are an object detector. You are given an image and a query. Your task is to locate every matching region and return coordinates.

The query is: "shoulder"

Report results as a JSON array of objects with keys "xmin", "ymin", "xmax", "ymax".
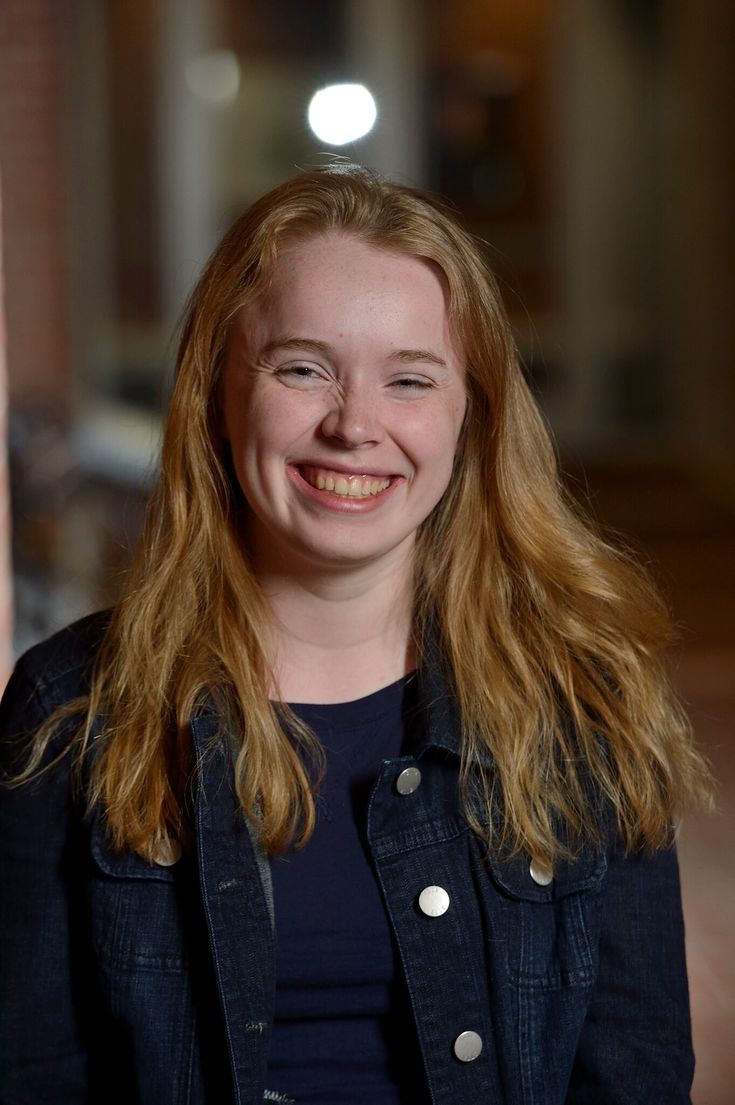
[
  {"xmin": 0, "ymin": 611, "xmax": 111, "ymax": 747},
  {"xmin": 13, "ymin": 610, "xmax": 111, "ymax": 692}
]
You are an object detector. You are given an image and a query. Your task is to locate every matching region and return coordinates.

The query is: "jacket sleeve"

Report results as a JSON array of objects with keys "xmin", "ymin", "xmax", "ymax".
[
  {"xmin": 0, "ymin": 659, "xmax": 92, "ymax": 1103},
  {"xmin": 567, "ymin": 840, "xmax": 694, "ymax": 1104}
]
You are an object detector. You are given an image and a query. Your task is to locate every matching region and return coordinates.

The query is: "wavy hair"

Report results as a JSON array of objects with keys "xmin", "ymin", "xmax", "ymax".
[{"xmin": 19, "ymin": 165, "xmax": 712, "ymax": 864}]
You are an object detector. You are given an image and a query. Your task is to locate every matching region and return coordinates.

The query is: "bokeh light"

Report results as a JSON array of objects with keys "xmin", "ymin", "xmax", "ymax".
[
  {"xmin": 307, "ymin": 83, "xmax": 377, "ymax": 145},
  {"xmin": 185, "ymin": 49, "xmax": 241, "ymax": 107}
]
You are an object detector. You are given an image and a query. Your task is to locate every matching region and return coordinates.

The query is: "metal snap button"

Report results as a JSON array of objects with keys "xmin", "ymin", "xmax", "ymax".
[
  {"xmin": 152, "ymin": 838, "xmax": 181, "ymax": 867},
  {"xmin": 396, "ymin": 766, "xmax": 422, "ymax": 795},
  {"xmin": 454, "ymin": 1030, "xmax": 483, "ymax": 1062},
  {"xmin": 529, "ymin": 859, "xmax": 553, "ymax": 886},
  {"xmin": 418, "ymin": 884, "xmax": 450, "ymax": 917}
]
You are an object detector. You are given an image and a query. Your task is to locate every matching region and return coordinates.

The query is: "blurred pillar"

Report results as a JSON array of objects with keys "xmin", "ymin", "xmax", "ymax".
[
  {"xmin": 666, "ymin": 1, "xmax": 735, "ymax": 486},
  {"xmin": 157, "ymin": 0, "xmax": 222, "ymax": 327},
  {"xmin": 344, "ymin": 0, "xmax": 427, "ymax": 185},
  {"xmin": 0, "ymin": 178, "xmax": 14, "ymax": 684},
  {"xmin": 549, "ymin": 1, "xmax": 658, "ymax": 456},
  {"xmin": 0, "ymin": 0, "xmax": 70, "ymax": 414},
  {"xmin": 65, "ymin": 0, "xmax": 115, "ymax": 394}
]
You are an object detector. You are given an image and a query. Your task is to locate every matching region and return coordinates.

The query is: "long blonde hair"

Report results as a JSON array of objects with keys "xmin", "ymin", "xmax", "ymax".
[{"xmin": 21, "ymin": 166, "xmax": 712, "ymax": 863}]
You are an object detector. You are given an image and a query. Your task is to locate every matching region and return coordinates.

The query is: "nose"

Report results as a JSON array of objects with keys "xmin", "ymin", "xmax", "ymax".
[{"xmin": 319, "ymin": 385, "xmax": 381, "ymax": 448}]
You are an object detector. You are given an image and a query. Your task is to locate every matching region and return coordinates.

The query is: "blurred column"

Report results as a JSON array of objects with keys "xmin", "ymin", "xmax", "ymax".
[
  {"xmin": 0, "ymin": 178, "xmax": 14, "ymax": 684},
  {"xmin": 157, "ymin": 0, "xmax": 222, "ymax": 327},
  {"xmin": 65, "ymin": 0, "xmax": 115, "ymax": 394},
  {"xmin": 549, "ymin": 1, "xmax": 660, "ymax": 456},
  {"xmin": 0, "ymin": 0, "xmax": 70, "ymax": 414},
  {"xmin": 344, "ymin": 0, "xmax": 427, "ymax": 185},
  {"xmin": 666, "ymin": 1, "xmax": 735, "ymax": 485}
]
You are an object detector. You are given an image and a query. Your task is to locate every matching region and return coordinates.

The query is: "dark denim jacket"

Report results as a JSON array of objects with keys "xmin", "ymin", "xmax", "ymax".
[{"xmin": 0, "ymin": 615, "xmax": 694, "ymax": 1104}]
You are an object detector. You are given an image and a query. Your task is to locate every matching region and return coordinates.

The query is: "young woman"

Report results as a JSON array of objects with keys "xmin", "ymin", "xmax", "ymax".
[{"xmin": 0, "ymin": 166, "xmax": 712, "ymax": 1105}]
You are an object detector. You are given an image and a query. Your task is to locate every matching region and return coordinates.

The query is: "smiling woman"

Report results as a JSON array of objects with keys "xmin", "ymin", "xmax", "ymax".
[
  {"xmin": 0, "ymin": 166, "xmax": 713, "ymax": 1105},
  {"xmin": 220, "ymin": 234, "xmax": 466, "ymax": 627}
]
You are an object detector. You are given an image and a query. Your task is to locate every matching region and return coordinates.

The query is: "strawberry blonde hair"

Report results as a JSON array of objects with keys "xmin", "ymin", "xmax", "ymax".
[{"xmin": 20, "ymin": 166, "xmax": 712, "ymax": 863}]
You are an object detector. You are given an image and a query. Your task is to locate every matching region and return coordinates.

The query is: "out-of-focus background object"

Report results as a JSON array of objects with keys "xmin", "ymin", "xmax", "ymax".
[
  {"xmin": 0, "ymin": 1, "xmax": 733, "ymax": 1099},
  {"xmin": 0, "ymin": 176, "xmax": 13, "ymax": 686}
]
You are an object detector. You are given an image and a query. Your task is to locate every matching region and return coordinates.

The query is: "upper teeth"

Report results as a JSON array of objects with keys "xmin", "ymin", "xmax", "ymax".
[{"xmin": 302, "ymin": 466, "xmax": 391, "ymax": 498}]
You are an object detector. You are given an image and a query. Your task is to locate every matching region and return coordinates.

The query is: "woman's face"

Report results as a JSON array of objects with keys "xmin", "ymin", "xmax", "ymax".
[{"xmin": 220, "ymin": 232, "xmax": 467, "ymax": 577}]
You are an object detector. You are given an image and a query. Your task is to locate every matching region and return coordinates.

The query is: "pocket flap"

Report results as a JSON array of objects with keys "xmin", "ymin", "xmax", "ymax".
[
  {"xmin": 485, "ymin": 847, "xmax": 607, "ymax": 903},
  {"xmin": 89, "ymin": 814, "xmax": 178, "ymax": 882}
]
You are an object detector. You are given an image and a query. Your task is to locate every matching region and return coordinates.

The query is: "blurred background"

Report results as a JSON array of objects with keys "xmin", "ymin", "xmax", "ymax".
[{"xmin": 0, "ymin": 1, "xmax": 733, "ymax": 1099}]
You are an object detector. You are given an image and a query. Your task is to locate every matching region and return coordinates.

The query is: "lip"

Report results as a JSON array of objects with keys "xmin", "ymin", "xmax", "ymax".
[{"xmin": 287, "ymin": 464, "xmax": 403, "ymax": 513}]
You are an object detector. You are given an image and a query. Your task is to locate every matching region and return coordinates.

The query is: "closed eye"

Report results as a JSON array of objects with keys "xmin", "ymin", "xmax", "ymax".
[{"xmin": 389, "ymin": 376, "xmax": 434, "ymax": 391}]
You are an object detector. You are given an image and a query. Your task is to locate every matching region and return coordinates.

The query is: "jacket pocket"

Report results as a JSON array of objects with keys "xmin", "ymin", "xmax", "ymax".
[
  {"xmin": 480, "ymin": 847, "xmax": 607, "ymax": 990},
  {"xmin": 88, "ymin": 814, "xmax": 190, "ymax": 972}
]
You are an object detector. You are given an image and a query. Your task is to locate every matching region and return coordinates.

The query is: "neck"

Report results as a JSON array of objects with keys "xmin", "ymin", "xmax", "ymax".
[{"xmin": 255, "ymin": 550, "xmax": 416, "ymax": 704}]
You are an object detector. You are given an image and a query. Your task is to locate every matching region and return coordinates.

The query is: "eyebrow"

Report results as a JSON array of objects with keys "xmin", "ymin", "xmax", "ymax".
[
  {"xmin": 259, "ymin": 335, "xmax": 448, "ymax": 368},
  {"xmin": 259, "ymin": 337, "xmax": 332, "ymax": 359},
  {"xmin": 390, "ymin": 347, "xmax": 448, "ymax": 368}
]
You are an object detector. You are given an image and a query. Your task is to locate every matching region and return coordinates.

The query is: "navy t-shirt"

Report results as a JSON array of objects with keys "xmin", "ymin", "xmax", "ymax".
[{"xmin": 266, "ymin": 675, "xmax": 428, "ymax": 1104}]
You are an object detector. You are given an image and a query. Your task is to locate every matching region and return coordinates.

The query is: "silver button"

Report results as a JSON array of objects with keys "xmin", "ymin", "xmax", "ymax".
[
  {"xmin": 454, "ymin": 1030, "xmax": 483, "ymax": 1062},
  {"xmin": 529, "ymin": 859, "xmax": 553, "ymax": 886},
  {"xmin": 418, "ymin": 885, "xmax": 450, "ymax": 917},
  {"xmin": 396, "ymin": 766, "xmax": 422, "ymax": 795},
  {"xmin": 152, "ymin": 838, "xmax": 181, "ymax": 867}
]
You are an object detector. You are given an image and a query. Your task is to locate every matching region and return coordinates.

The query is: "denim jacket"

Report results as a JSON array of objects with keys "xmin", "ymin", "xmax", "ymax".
[{"xmin": 0, "ymin": 614, "xmax": 694, "ymax": 1104}]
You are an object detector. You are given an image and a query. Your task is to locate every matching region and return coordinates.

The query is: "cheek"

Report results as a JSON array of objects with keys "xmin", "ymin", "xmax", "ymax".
[
  {"xmin": 222, "ymin": 386, "xmax": 278, "ymax": 458},
  {"xmin": 227, "ymin": 394, "xmax": 320, "ymax": 502},
  {"xmin": 454, "ymin": 386, "xmax": 469, "ymax": 434},
  {"xmin": 220, "ymin": 370, "xmax": 252, "ymax": 445},
  {"xmin": 445, "ymin": 388, "xmax": 469, "ymax": 463},
  {"xmin": 422, "ymin": 404, "xmax": 467, "ymax": 506},
  {"xmin": 431, "ymin": 397, "xmax": 468, "ymax": 467},
  {"xmin": 413, "ymin": 432, "xmax": 463, "ymax": 511}
]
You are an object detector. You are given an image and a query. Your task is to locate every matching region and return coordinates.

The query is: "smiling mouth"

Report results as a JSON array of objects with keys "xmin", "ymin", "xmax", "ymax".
[{"xmin": 299, "ymin": 465, "xmax": 392, "ymax": 499}]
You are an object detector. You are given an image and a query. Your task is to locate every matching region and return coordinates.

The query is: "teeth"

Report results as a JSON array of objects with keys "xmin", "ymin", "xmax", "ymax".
[{"xmin": 301, "ymin": 466, "xmax": 391, "ymax": 498}]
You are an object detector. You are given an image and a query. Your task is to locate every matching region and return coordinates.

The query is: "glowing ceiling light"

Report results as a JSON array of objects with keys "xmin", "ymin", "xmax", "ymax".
[{"xmin": 307, "ymin": 83, "xmax": 377, "ymax": 145}]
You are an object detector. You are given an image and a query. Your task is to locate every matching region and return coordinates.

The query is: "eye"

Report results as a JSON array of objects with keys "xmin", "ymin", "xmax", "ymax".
[
  {"xmin": 388, "ymin": 376, "xmax": 434, "ymax": 392},
  {"xmin": 274, "ymin": 364, "xmax": 329, "ymax": 389}
]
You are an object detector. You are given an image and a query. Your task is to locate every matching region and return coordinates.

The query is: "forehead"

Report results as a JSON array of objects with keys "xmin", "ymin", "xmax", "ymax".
[
  {"xmin": 272, "ymin": 230, "xmax": 440, "ymax": 284},
  {"xmin": 234, "ymin": 232, "xmax": 460, "ymax": 358}
]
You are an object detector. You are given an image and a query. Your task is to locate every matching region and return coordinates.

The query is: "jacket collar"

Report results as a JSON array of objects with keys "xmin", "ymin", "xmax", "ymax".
[
  {"xmin": 412, "ymin": 629, "xmax": 463, "ymax": 759},
  {"xmin": 411, "ymin": 623, "xmax": 495, "ymax": 768}
]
